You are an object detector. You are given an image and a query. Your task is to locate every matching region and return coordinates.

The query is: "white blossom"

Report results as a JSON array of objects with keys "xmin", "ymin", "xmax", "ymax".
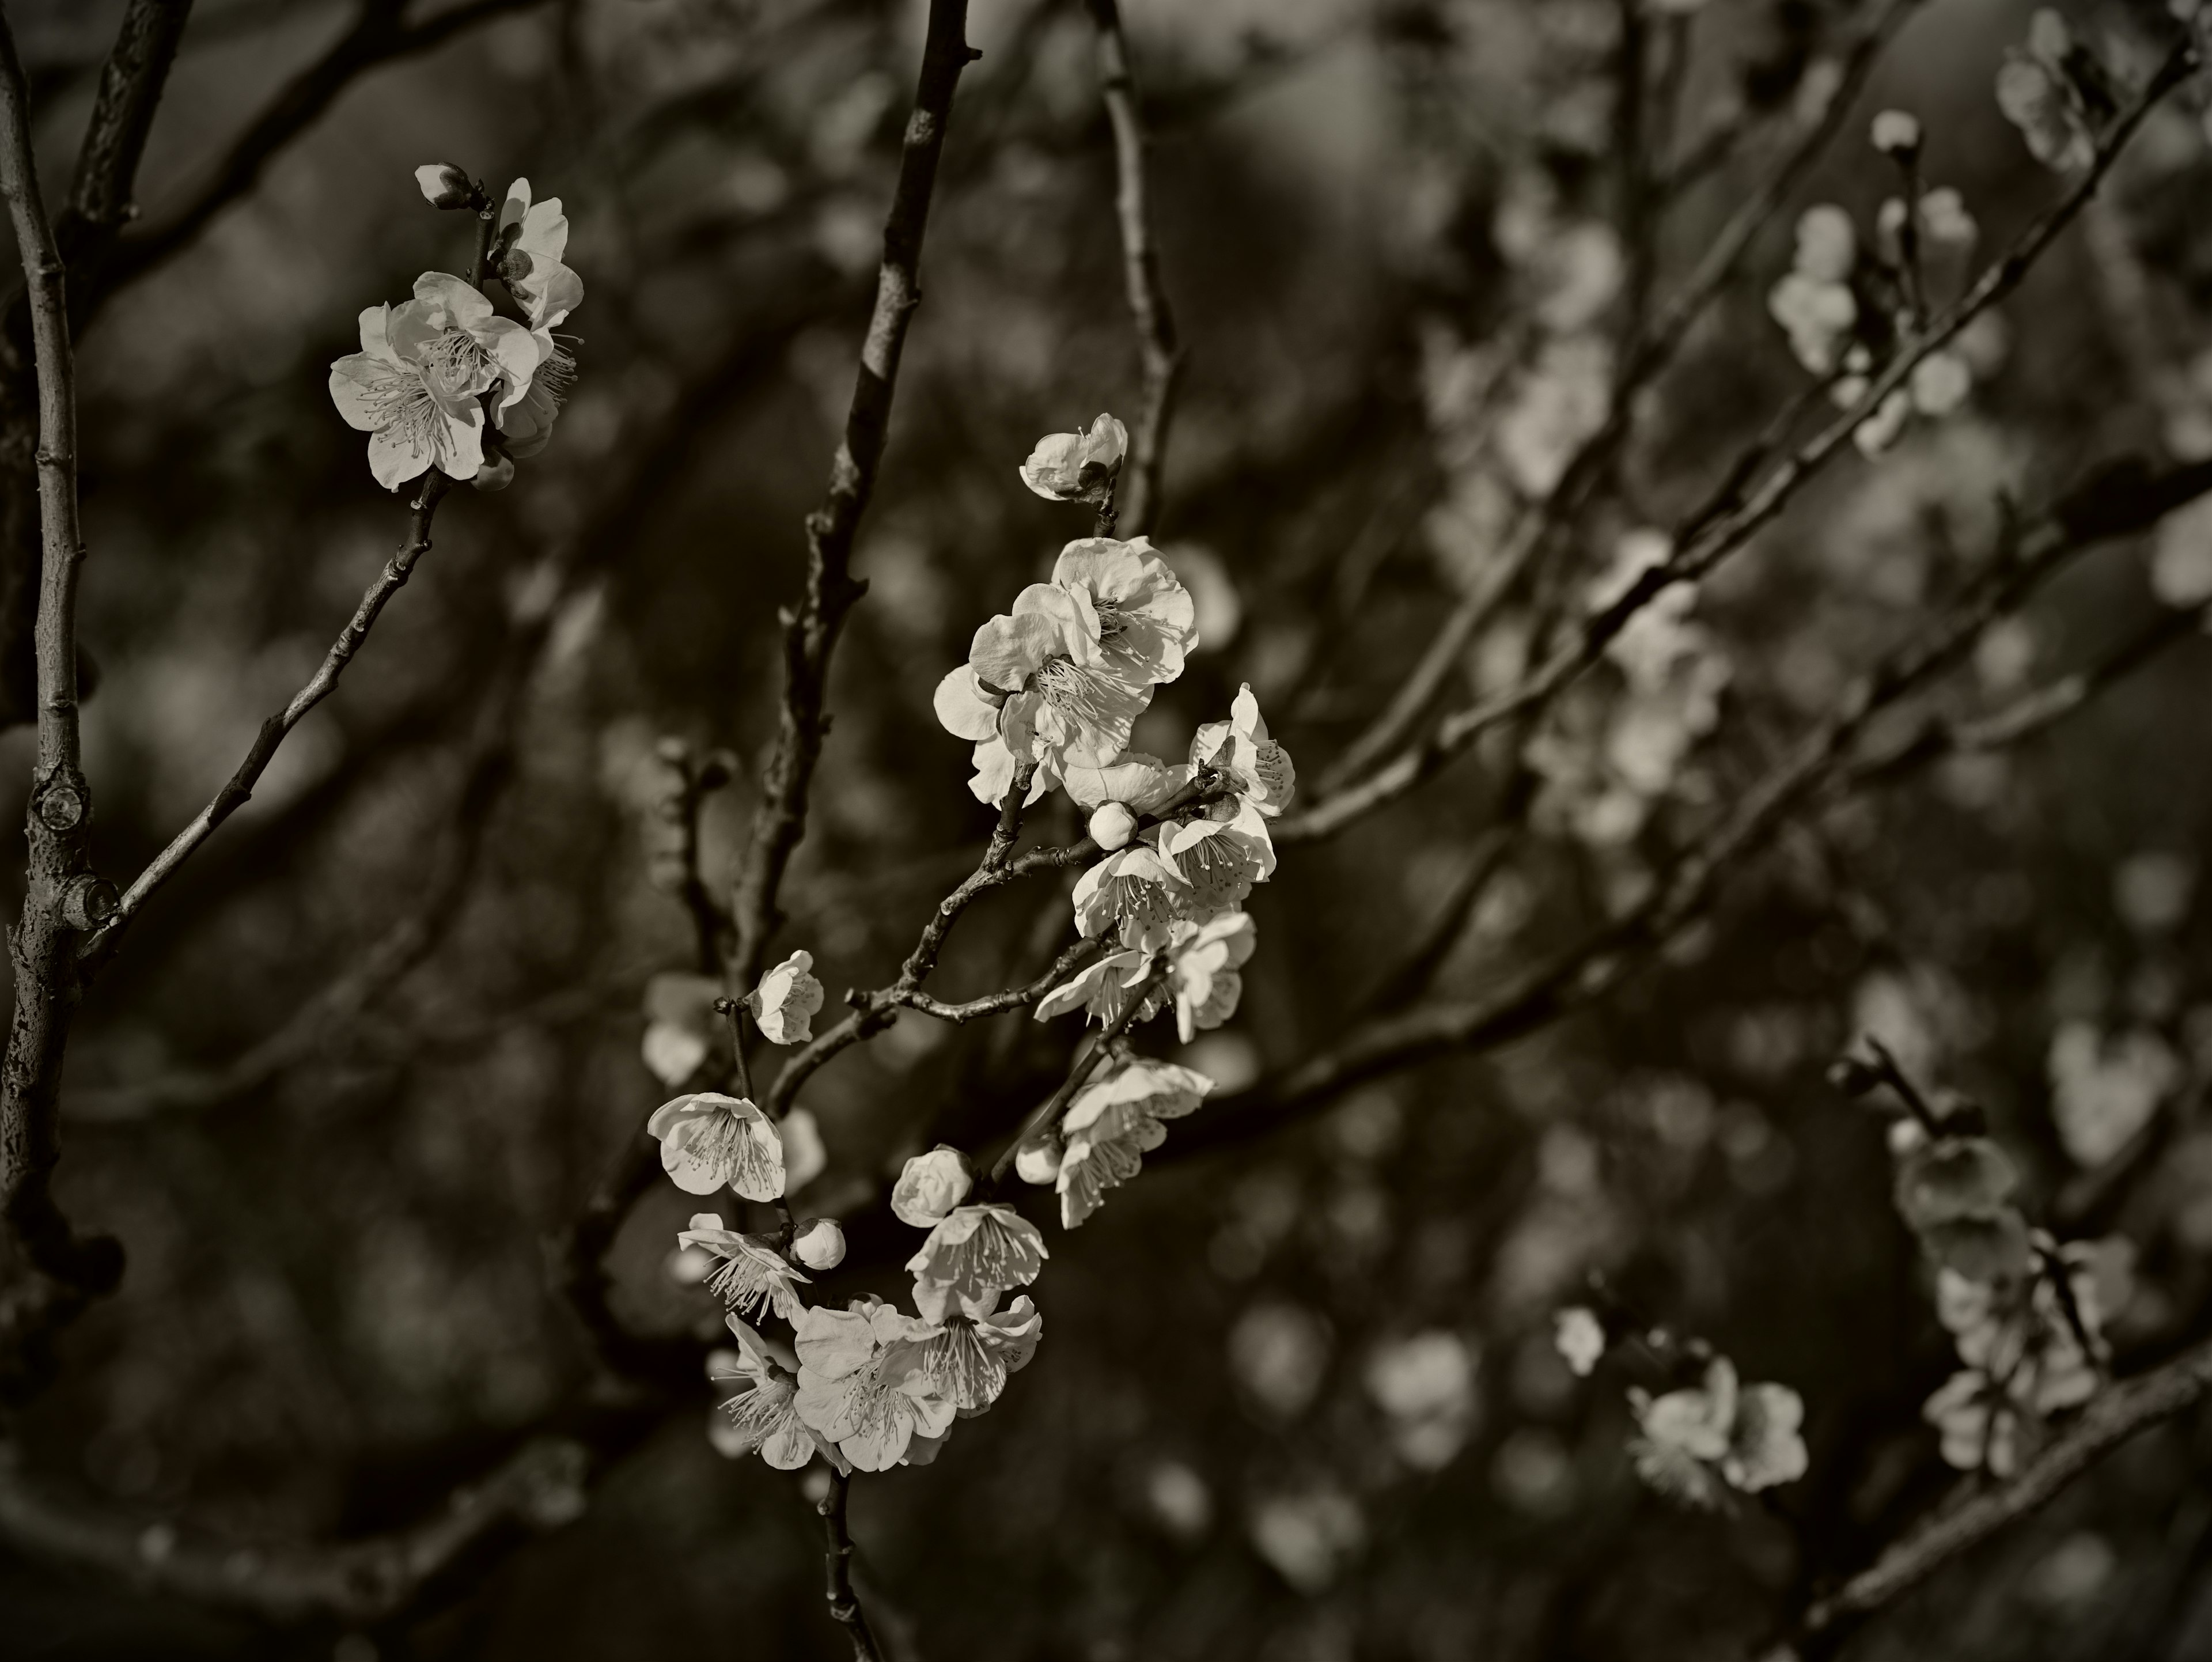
[
  {"xmin": 677, "ymin": 1213, "xmax": 810, "ymax": 1321},
  {"xmin": 891, "ymin": 1146, "xmax": 974, "ymax": 1229},
  {"xmin": 906, "ymin": 1202, "xmax": 1047, "ymax": 1324},
  {"xmin": 1997, "ymin": 12, "xmax": 2097, "ymax": 173},
  {"xmin": 711, "ymin": 1316, "xmax": 838, "ymax": 1471},
  {"xmin": 1553, "ymin": 1306, "xmax": 1606, "ymax": 1377},
  {"xmin": 414, "ymin": 163, "xmax": 472, "ymax": 209},
  {"xmin": 1870, "ymin": 109, "xmax": 1922, "ymax": 156},
  {"xmin": 748, "ymin": 949, "xmax": 825, "ymax": 1045},
  {"xmin": 792, "ymin": 1297, "xmax": 956, "ymax": 1471},
  {"xmin": 792, "ymin": 1217, "xmax": 846, "ymax": 1270},
  {"xmin": 908, "ymin": 1292, "xmax": 1043, "ymax": 1413},
  {"xmin": 1019, "ymin": 414, "xmax": 1126, "ymax": 503},
  {"xmin": 1056, "ymin": 1058, "xmax": 1211, "ymax": 1227},
  {"xmin": 647, "ymin": 1092, "xmax": 785, "ymax": 1200},
  {"xmin": 1165, "ymin": 910, "xmax": 1256, "ymax": 1043},
  {"xmin": 1627, "ymin": 1357, "xmax": 1808, "ymax": 1507},
  {"xmin": 1033, "ymin": 947, "xmax": 1160, "ymax": 1027},
  {"xmin": 640, "ymin": 970, "xmax": 721, "ymax": 1086},
  {"xmin": 1190, "ymin": 684, "xmax": 1296, "ymax": 816}
]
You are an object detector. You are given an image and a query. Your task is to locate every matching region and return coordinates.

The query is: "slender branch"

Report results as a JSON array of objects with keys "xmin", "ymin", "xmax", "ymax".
[
  {"xmin": 1777, "ymin": 1336, "xmax": 2212, "ymax": 1656},
  {"xmin": 817, "ymin": 1470, "xmax": 885, "ymax": 1662},
  {"xmin": 0, "ymin": 1434, "xmax": 593, "ymax": 1625},
  {"xmin": 726, "ymin": 0, "xmax": 977, "ymax": 988},
  {"xmin": 0, "ymin": 8, "xmax": 122, "ymax": 1393},
  {"xmin": 58, "ymin": 0, "xmax": 195, "ymax": 259},
  {"xmin": 97, "ymin": 0, "xmax": 554, "ymax": 302},
  {"xmin": 1085, "ymin": 0, "xmax": 1181, "ymax": 536},
  {"xmin": 1281, "ymin": 36, "xmax": 2196, "ymax": 846},
  {"xmin": 87, "ymin": 473, "xmax": 454, "ymax": 961}
]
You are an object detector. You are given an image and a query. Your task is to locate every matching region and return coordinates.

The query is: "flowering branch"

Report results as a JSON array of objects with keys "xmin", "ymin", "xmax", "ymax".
[
  {"xmin": 986, "ymin": 965, "xmax": 1165, "ymax": 1188},
  {"xmin": 0, "ymin": 10, "xmax": 123, "ymax": 1392},
  {"xmin": 1085, "ymin": 0, "xmax": 1180, "ymax": 536},
  {"xmin": 1283, "ymin": 31, "xmax": 2197, "ymax": 846},
  {"xmin": 1775, "ymin": 1336, "xmax": 2212, "ymax": 1656},
  {"xmin": 727, "ymin": 0, "xmax": 978, "ymax": 987}
]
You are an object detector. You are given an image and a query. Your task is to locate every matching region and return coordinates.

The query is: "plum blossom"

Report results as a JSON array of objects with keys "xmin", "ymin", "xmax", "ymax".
[
  {"xmin": 907, "ymin": 1203, "xmax": 1047, "ymax": 1323},
  {"xmin": 711, "ymin": 1316, "xmax": 838, "ymax": 1470},
  {"xmin": 1033, "ymin": 947, "xmax": 1160, "ymax": 1027},
  {"xmin": 490, "ymin": 179, "xmax": 582, "ymax": 459},
  {"xmin": 891, "ymin": 1146, "xmax": 974, "ymax": 1228},
  {"xmin": 1066, "ymin": 752, "xmax": 1188, "ymax": 857},
  {"xmin": 910, "ymin": 1292, "xmax": 1043, "ymax": 1413},
  {"xmin": 1768, "ymin": 205, "xmax": 1858, "ymax": 374},
  {"xmin": 748, "ymin": 949, "xmax": 825, "ymax": 1044},
  {"xmin": 1191, "ymin": 684, "xmax": 1296, "ymax": 816},
  {"xmin": 1870, "ymin": 109, "xmax": 1921, "ymax": 157},
  {"xmin": 793, "ymin": 1217, "xmax": 846, "ymax": 1271},
  {"xmin": 678, "ymin": 1213, "xmax": 809, "ymax": 1321},
  {"xmin": 329, "ymin": 272, "xmax": 540, "ymax": 489},
  {"xmin": 1020, "ymin": 414, "xmax": 1126, "ymax": 503},
  {"xmin": 1056, "ymin": 1058, "xmax": 1212, "ymax": 1227},
  {"xmin": 1072, "ymin": 845, "xmax": 1187, "ymax": 955},
  {"xmin": 1052, "ymin": 536, "xmax": 1198, "ymax": 688},
  {"xmin": 1627, "ymin": 1357, "xmax": 1808, "ymax": 1508},
  {"xmin": 792, "ymin": 1297, "xmax": 957, "ymax": 1471},
  {"xmin": 1165, "ymin": 910, "xmax": 1256, "ymax": 1043},
  {"xmin": 1089, "ymin": 804, "xmax": 1137, "ymax": 851},
  {"xmin": 648, "ymin": 1092, "xmax": 785, "ymax": 1200},
  {"xmin": 1154, "ymin": 798, "xmax": 1277, "ymax": 919},
  {"xmin": 414, "ymin": 163, "xmax": 473, "ymax": 209},
  {"xmin": 1014, "ymin": 1131, "xmax": 1064, "ymax": 1186}
]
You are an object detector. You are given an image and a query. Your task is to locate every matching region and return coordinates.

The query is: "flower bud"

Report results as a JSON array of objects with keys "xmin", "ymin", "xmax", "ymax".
[
  {"xmin": 1870, "ymin": 109, "xmax": 1921, "ymax": 159},
  {"xmin": 1089, "ymin": 801, "xmax": 1137, "ymax": 851},
  {"xmin": 472, "ymin": 452, "xmax": 515, "ymax": 491},
  {"xmin": 414, "ymin": 163, "xmax": 475, "ymax": 210},
  {"xmin": 891, "ymin": 1145, "xmax": 972, "ymax": 1228},
  {"xmin": 1014, "ymin": 1132, "xmax": 1063, "ymax": 1186},
  {"xmin": 791, "ymin": 1217, "xmax": 846, "ymax": 1270}
]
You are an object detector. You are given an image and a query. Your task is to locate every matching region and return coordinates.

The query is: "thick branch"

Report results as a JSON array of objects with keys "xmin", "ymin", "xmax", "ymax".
[
  {"xmin": 1085, "ymin": 0, "xmax": 1180, "ymax": 536},
  {"xmin": 726, "ymin": 0, "xmax": 976, "ymax": 988}
]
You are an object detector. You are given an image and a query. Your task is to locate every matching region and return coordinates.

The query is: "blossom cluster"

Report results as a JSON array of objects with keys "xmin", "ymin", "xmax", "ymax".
[
  {"xmin": 1766, "ymin": 114, "xmax": 1982, "ymax": 458},
  {"xmin": 328, "ymin": 174, "xmax": 581, "ymax": 490},
  {"xmin": 1551, "ymin": 1308, "xmax": 1809, "ymax": 1510}
]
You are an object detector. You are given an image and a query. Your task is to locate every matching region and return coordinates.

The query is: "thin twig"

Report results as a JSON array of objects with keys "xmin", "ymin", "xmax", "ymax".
[
  {"xmin": 818, "ymin": 1470, "xmax": 885, "ymax": 1662},
  {"xmin": 1086, "ymin": 0, "xmax": 1181, "ymax": 535},
  {"xmin": 88, "ymin": 474, "xmax": 455, "ymax": 960},
  {"xmin": 727, "ymin": 0, "xmax": 978, "ymax": 989}
]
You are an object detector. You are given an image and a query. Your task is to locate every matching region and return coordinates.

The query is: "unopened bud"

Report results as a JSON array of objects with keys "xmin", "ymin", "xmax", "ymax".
[
  {"xmin": 1015, "ymin": 1132, "xmax": 1063, "ymax": 1186},
  {"xmin": 792, "ymin": 1217, "xmax": 846, "ymax": 1270},
  {"xmin": 471, "ymin": 452, "xmax": 514, "ymax": 491},
  {"xmin": 415, "ymin": 163, "xmax": 475, "ymax": 210},
  {"xmin": 1870, "ymin": 109, "xmax": 1921, "ymax": 159},
  {"xmin": 1088, "ymin": 801, "xmax": 1137, "ymax": 852}
]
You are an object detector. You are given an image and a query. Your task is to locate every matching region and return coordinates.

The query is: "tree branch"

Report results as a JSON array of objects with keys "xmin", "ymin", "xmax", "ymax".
[
  {"xmin": 817, "ymin": 1470, "xmax": 885, "ymax": 1662},
  {"xmin": 726, "ymin": 0, "xmax": 977, "ymax": 989},
  {"xmin": 1085, "ymin": 0, "xmax": 1180, "ymax": 536}
]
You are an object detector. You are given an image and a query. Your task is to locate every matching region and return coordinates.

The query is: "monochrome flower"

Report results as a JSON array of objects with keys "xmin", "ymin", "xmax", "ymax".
[
  {"xmin": 792, "ymin": 1217, "xmax": 846, "ymax": 1271},
  {"xmin": 1033, "ymin": 947, "xmax": 1160, "ymax": 1028},
  {"xmin": 910, "ymin": 1292, "xmax": 1043, "ymax": 1413},
  {"xmin": 1996, "ymin": 10, "xmax": 2100, "ymax": 173},
  {"xmin": 1154, "ymin": 798, "xmax": 1276, "ymax": 919},
  {"xmin": 711, "ymin": 1316, "xmax": 836, "ymax": 1470},
  {"xmin": 1628, "ymin": 1357, "xmax": 1808, "ymax": 1508},
  {"xmin": 1164, "ymin": 910, "xmax": 1256, "ymax": 1043},
  {"xmin": 1050, "ymin": 536, "xmax": 1199, "ymax": 688},
  {"xmin": 792, "ymin": 1297, "xmax": 957, "ymax": 1471},
  {"xmin": 907, "ymin": 1203, "xmax": 1047, "ymax": 1324},
  {"xmin": 1870, "ymin": 109, "xmax": 1922, "ymax": 157},
  {"xmin": 1014, "ymin": 1131, "xmax": 1064, "ymax": 1186},
  {"xmin": 328, "ymin": 273, "xmax": 539, "ymax": 489},
  {"xmin": 891, "ymin": 1146, "xmax": 974, "ymax": 1228},
  {"xmin": 489, "ymin": 179, "xmax": 582, "ymax": 459},
  {"xmin": 1191, "ymin": 685, "xmax": 1296, "ymax": 816},
  {"xmin": 1020, "ymin": 414, "xmax": 1126, "ymax": 503},
  {"xmin": 414, "ymin": 163, "xmax": 473, "ymax": 210},
  {"xmin": 677, "ymin": 1212, "xmax": 809, "ymax": 1321},
  {"xmin": 748, "ymin": 949, "xmax": 825, "ymax": 1045},
  {"xmin": 1089, "ymin": 804, "xmax": 1137, "ymax": 851},
  {"xmin": 954, "ymin": 584, "xmax": 1149, "ymax": 775},
  {"xmin": 1056, "ymin": 1058, "xmax": 1212, "ymax": 1228},
  {"xmin": 647, "ymin": 1092, "xmax": 784, "ymax": 1200},
  {"xmin": 1071, "ymin": 844, "xmax": 1187, "ymax": 955}
]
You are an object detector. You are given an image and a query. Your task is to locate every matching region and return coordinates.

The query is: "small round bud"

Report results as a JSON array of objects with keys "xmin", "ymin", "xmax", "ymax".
[
  {"xmin": 1089, "ymin": 801, "xmax": 1137, "ymax": 851},
  {"xmin": 1014, "ymin": 1132, "xmax": 1063, "ymax": 1186},
  {"xmin": 1870, "ymin": 109, "xmax": 1921, "ymax": 158},
  {"xmin": 471, "ymin": 453, "xmax": 514, "ymax": 491},
  {"xmin": 791, "ymin": 1217, "xmax": 846, "ymax": 1270},
  {"xmin": 414, "ymin": 163, "xmax": 476, "ymax": 210}
]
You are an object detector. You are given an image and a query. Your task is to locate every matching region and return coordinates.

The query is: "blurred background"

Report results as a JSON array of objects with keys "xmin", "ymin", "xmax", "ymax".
[{"xmin": 6, "ymin": 0, "xmax": 2212, "ymax": 1656}]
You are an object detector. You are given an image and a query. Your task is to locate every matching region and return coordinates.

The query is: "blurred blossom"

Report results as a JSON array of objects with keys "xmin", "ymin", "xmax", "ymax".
[
  {"xmin": 1247, "ymin": 1487, "xmax": 1364, "ymax": 1593},
  {"xmin": 1161, "ymin": 544, "xmax": 1243, "ymax": 653},
  {"xmin": 1229, "ymin": 1302, "xmax": 1332, "ymax": 1421},
  {"xmin": 1492, "ymin": 1428, "xmax": 1575, "ymax": 1515},
  {"xmin": 1997, "ymin": 10, "xmax": 2098, "ymax": 172},
  {"xmin": 2029, "ymin": 1531, "xmax": 2118, "ymax": 1610},
  {"xmin": 1870, "ymin": 109, "xmax": 1922, "ymax": 156},
  {"xmin": 2048, "ymin": 1023, "xmax": 2179, "ymax": 1168},
  {"xmin": 1178, "ymin": 1031, "xmax": 1261, "ymax": 1094},
  {"xmin": 1328, "ymin": 1090, "xmax": 1403, "ymax": 1162},
  {"xmin": 1628, "ymin": 1358, "xmax": 1808, "ymax": 1507},
  {"xmin": 1498, "ymin": 336, "xmax": 1612, "ymax": 497},
  {"xmin": 782, "ymin": 1108, "xmax": 828, "ymax": 1194},
  {"xmin": 1366, "ymin": 1331, "xmax": 1478, "ymax": 1469},
  {"xmin": 1974, "ymin": 616, "xmax": 2037, "ymax": 693},
  {"xmin": 1145, "ymin": 1459, "xmax": 1213, "ymax": 1540},
  {"xmin": 2150, "ymin": 492, "xmax": 2212, "ymax": 605},
  {"xmin": 641, "ymin": 971, "xmax": 721, "ymax": 1086},
  {"xmin": 2115, "ymin": 852, "xmax": 2195, "ymax": 934},
  {"xmin": 1552, "ymin": 1307, "xmax": 1605, "ymax": 1377}
]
